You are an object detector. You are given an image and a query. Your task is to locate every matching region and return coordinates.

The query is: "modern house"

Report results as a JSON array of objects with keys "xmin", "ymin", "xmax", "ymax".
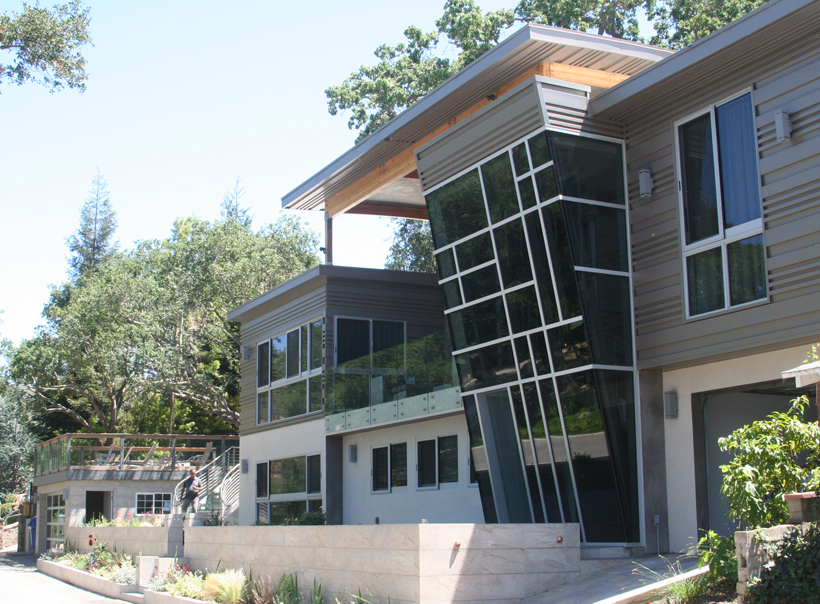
[{"xmin": 229, "ymin": 0, "xmax": 820, "ymax": 555}]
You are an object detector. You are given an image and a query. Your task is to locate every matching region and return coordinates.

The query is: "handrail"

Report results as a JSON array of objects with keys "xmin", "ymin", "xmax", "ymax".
[
  {"xmin": 220, "ymin": 463, "xmax": 241, "ymax": 521},
  {"xmin": 173, "ymin": 446, "xmax": 240, "ymax": 510}
]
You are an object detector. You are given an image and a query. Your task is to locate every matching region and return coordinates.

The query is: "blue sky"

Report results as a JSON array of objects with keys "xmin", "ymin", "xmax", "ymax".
[{"xmin": 0, "ymin": 0, "xmax": 513, "ymax": 345}]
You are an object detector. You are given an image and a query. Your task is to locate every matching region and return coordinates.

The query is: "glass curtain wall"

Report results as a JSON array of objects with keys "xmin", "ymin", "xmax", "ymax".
[{"xmin": 425, "ymin": 127, "xmax": 638, "ymax": 543}]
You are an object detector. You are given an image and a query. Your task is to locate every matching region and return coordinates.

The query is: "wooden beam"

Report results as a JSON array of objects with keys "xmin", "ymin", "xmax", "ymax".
[
  {"xmin": 324, "ymin": 61, "xmax": 629, "ymax": 218},
  {"xmin": 543, "ymin": 63, "xmax": 631, "ymax": 89},
  {"xmin": 347, "ymin": 202, "xmax": 429, "ymax": 220}
]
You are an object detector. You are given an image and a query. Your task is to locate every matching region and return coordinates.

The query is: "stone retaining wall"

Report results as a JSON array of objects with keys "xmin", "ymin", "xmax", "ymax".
[
  {"xmin": 734, "ymin": 524, "xmax": 794, "ymax": 595},
  {"xmin": 66, "ymin": 517, "xmax": 184, "ymax": 558},
  {"xmin": 1, "ymin": 522, "xmax": 18, "ymax": 549},
  {"xmin": 183, "ymin": 523, "xmax": 580, "ymax": 604}
]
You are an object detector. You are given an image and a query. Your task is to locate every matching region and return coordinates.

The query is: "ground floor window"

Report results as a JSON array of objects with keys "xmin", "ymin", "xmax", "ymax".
[
  {"xmin": 255, "ymin": 454, "xmax": 321, "ymax": 524},
  {"xmin": 45, "ymin": 493, "xmax": 66, "ymax": 551},
  {"xmin": 256, "ymin": 499, "xmax": 322, "ymax": 525},
  {"xmin": 136, "ymin": 493, "xmax": 172, "ymax": 515},
  {"xmin": 372, "ymin": 443, "xmax": 407, "ymax": 492},
  {"xmin": 417, "ymin": 435, "xmax": 458, "ymax": 488}
]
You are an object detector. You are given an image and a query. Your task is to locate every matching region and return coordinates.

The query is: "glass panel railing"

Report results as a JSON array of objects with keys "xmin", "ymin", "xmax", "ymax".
[{"xmin": 326, "ymin": 331, "xmax": 461, "ymax": 432}]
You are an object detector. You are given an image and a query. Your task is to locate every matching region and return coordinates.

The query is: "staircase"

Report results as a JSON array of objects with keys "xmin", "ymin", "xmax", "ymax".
[
  {"xmin": 219, "ymin": 462, "xmax": 241, "ymax": 522},
  {"xmin": 174, "ymin": 446, "xmax": 239, "ymax": 517}
]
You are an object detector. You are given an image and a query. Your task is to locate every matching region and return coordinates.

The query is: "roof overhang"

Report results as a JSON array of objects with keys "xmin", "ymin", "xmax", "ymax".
[
  {"xmin": 782, "ymin": 360, "xmax": 820, "ymax": 388},
  {"xmin": 590, "ymin": 0, "xmax": 820, "ymax": 119},
  {"xmin": 282, "ymin": 24, "xmax": 671, "ymax": 215}
]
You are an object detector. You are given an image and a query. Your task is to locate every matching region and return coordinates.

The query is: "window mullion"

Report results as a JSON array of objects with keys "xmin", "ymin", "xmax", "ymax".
[
  {"xmin": 722, "ymin": 243, "xmax": 731, "ymax": 310},
  {"xmin": 710, "ymin": 108, "xmax": 725, "ymax": 238}
]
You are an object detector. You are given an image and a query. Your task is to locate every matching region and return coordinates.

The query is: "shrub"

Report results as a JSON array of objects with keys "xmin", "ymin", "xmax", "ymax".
[
  {"xmin": 203, "ymin": 568, "xmax": 247, "ymax": 604},
  {"xmin": 746, "ymin": 523, "xmax": 820, "ymax": 604},
  {"xmin": 719, "ymin": 395, "xmax": 820, "ymax": 528},
  {"xmin": 696, "ymin": 529, "xmax": 738, "ymax": 592}
]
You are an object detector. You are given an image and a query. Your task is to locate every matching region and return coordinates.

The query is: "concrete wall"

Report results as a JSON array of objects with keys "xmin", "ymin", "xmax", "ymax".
[
  {"xmin": 66, "ymin": 519, "xmax": 184, "ymax": 558},
  {"xmin": 239, "ymin": 416, "xmax": 326, "ymax": 526},
  {"xmin": 183, "ymin": 523, "xmax": 580, "ymax": 604},
  {"xmin": 660, "ymin": 343, "xmax": 810, "ymax": 551},
  {"xmin": 341, "ymin": 414, "xmax": 483, "ymax": 525}
]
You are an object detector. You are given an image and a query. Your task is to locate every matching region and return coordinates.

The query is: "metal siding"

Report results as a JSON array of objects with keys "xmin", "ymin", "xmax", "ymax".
[{"xmin": 626, "ymin": 42, "xmax": 820, "ymax": 370}]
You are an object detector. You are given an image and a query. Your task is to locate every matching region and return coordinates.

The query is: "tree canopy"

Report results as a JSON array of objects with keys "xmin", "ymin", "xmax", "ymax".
[
  {"xmin": 5, "ymin": 187, "xmax": 320, "ymax": 433},
  {"xmin": 67, "ymin": 169, "xmax": 118, "ymax": 280},
  {"xmin": 0, "ymin": 0, "xmax": 92, "ymax": 93}
]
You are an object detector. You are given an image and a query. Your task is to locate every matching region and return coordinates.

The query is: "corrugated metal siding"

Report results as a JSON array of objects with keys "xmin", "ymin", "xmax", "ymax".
[{"xmin": 626, "ymin": 38, "xmax": 820, "ymax": 370}]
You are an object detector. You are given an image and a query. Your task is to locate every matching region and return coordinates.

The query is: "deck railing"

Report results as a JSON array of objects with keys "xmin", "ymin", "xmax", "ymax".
[{"xmin": 33, "ymin": 433, "xmax": 239, "ymax": 477}]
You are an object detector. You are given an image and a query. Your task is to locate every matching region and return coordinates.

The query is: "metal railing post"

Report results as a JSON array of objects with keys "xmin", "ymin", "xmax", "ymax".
[
  {"xmin": 66, "ymin": 435, "xmax": 72, "ymax": 471},
  {"xmin": 120, "ymin": 437, "xmax": 125, "ymax": 471},
  {"xmin": 171, "ymin": 436, "xmax": 177, "ymax": 470}
]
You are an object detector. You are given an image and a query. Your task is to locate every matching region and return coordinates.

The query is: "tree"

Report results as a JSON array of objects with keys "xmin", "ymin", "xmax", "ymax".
[
  {"xmin": 66, "ymin": 169, "xmax": 118, "ymax": 280},
  {"xmin": 0, "ymin": 393, "xmax": 34, "ymax": 495},
  {"xmin": 0, "ymin": 0, "xmax": 92, "ymax": 93},
  {"xmin": 516, "ymin": 0, "xmax": 644, "ymax": 40},
  {"xmin": 645, "ymin": 0, "xmax": 768, "ymax": 49},
  {"xmin": 384, "ymin": 218, "xmax": 436, "ymax": 273}
]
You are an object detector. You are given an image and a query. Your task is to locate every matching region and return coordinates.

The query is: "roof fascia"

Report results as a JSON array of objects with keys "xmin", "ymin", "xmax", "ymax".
[
  {"xmin": 282, "ymin": 25, "xmax": 670, "ymax": 210},
  {"xmin": 590, "ymin": 0, "xmax": 812, "ymax": 116}
]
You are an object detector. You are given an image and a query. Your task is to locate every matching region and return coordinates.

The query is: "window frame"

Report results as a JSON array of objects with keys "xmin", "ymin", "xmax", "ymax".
[
  {"xmin": 255, "ymin": 454, "xmax": 322, "ymax": 523},
  {"xmin": 256, "ymin": 318, "xmax": 324, "ymax": 425},
  {"xmin": 416, "ymin": 435, "xmax": 459, "ymax": 490},
  {"xmin": 333, "ymin": 316, "xmax": 407, "ymax": 368},
  {"xmin": 135, "ymin": 492, "xmax": 172, "ymax": 515},
  {"xmin": 371, "ymin": 442, "xmax": 408, "ymax": 494},
  {"xmin": 674, "ymin": 89, "xmax": 768, "ymax": 319}
]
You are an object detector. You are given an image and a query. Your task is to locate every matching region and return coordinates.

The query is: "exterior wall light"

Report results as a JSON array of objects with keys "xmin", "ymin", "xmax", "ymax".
[
  {"xmin": 775, "ymin": 110, "xmax": 791, "ymax": 143},
  {"xmin": 664, "ymin": 391, "xmax": 678, "ymax": 419},
  {"xmin": 639, "ymin": 169, "xmax": 654, "ymax": 198}
]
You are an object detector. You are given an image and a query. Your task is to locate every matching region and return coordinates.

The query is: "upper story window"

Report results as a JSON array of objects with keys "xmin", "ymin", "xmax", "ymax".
[
  {"xmin": 257, "ymin": 319, "xmax": 323, "ymax": 424},
  {"xmin": 676, "ymin": 91, "xmax": 767, "ymax": 317}
]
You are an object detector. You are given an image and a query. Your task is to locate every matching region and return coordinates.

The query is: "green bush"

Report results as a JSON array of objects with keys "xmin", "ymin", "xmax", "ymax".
[
  {"xmin": 696, "ymin": 530, "xmax": 738, "ymax": 590},
  {"xmin": 746, "ymin": 523, "xmax": 820, "ymax": 604},
  {"xmin": 203, "ymin": 568, "xmax": 247, "ymax": 603},
  {"xmin": 718, "ymin": 395, "xmax": 820, "ymax": 528}
]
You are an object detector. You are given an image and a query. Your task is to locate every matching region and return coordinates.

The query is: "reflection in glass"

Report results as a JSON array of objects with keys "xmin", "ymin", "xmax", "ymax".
[
  {"xmin": 549, "ymin": 131, "xmax": 625, "ymax": 205},
  {"xmin": 511, "ymin": 386, "xmax": 546, "ymax": 522},
  {"xmin": 522, "ymin": 382, "xmax": 562, "ymax": 522},
  {"xmin": 442, "ymin": 280, "xmax": 462, "ymax": 307},
  {"xmin": 448, "ymin": 296, "xmax": 509, "ymax": 350},
  {"xmin": 271, "ymin": 335, "xmax": 286, "ymax": 382},
  {"xmin": 270, "ymin": 456, "xmax": 307, "ymax": 495},
  {"xmin": 418, "ymin": 439, "xmax": 437, "ymax": 487},
  {"xmin": 258, "ymin": 341, "xmax": 270, "ymax": 387},
  {"xmin": 596, "ymin": 370, "xmax": 639, "ymax": 542},
  {"xmin": 436, "ymin": 248, "xmax": 457, "ymax": 279},
  {"xmin": 270, "ymin": 381, "xmax": 307, "ymax": 420},
  {"xmin": 477, "ymin": 389, "xmax": 532, "ymax": 522},
  {"xmin": 439, "ymin": 435, "xmax": 458, "ymax": 483},
  {"xmin": 455, "ymin": 341, "xmax": 517, "ymax": 392},
  {"xmin": 506, "ymin": 286, "xmax": 541, "ymax": 334},
  {"xmin": 514, "ymin": 336, "xmax": 533, "ymax": 379},
  {"xmin": 687, "ymin": 247, "xmax": 724, "ymax": 315},
  {"xmin": 716, "ymin": 93, "xmax": 760, "ymax": 229},
  {"xmin": 535, "ymin": 166, "xmax": 559, "ymax": 202},
  {"xmin": 482, "ymin": 152, "xmax": 519, "ymax": 223},
  {"xmin": 679, "ymin": 114, "xmax": 719, "ymax": 244},
  {"xmin": 269, "ymin": 501, "xmax": 307, "ymax": 526},
  {"xmin": 728, "ymin": 234, "xmax": 766, "ymax": 306},
  {"xmin": 373, "ymin": 447, "xmax": 389, "ymax": 491},
  {"xmin": 512, "ymin": 142, "xmax": 530, "ymax": 176},
  {"xmin": 563, "ymin": 202, "xmax": 628, "ymax": 272},
  {"xmin": 538, "ymin": 379, "xmax": 579, "ymax": 523},
  {"xmin": 456, "ymin": 232, "xmax": 494, "ymax": 271},
  {"xmin": 556, "ymin": 371, "xmax": 625, "ymax": 542},
  {"xmin": 542, "ymin": 203, "xmax": 582, "ymax": 318},
  {"xmin": 461, "ymin": 265, "xmax": 501, "ymax": 303},
  {"xmin": 426, "ymin": 169, "xmax": 487, "ymax": 248},
  {"xmin": 301, "ymin": 326, "xmax": 309, "ymax": 373},
  {"xmin": 308, "ymin": 375, "xmax": 322, "ymax": 412},
  {"xmin": 463, "ymin": 395, "xmax": 497, "ymax": 522},
  {"xmin": 518, "ymin": 176, "xmax": 537, "ymax": 209},
  {"xmin": 530, "ymin": 331, "xmax": 551, "ymax": 375},
  {"xmin": 287, "ymin": 330, "xmax": 300, "ymax": 378},
  {"xmin": 257, "ymin": 391, "xmax": 269, "ymax": 424},
  {"xmin": 524, "ymin": 211, "xmax": 559, "ymax": 324},
  {"xmin": 494, "ymin": 218, "xmax": 533, "ymax": 288},
  {"xmin": 548, "ymin": 321, "xmax": 589, "ymax": 372},
  {"xmin": 336, "ymin": 318, "xmax": 370, "ymax": 365},
  {"xmin": 391, "ymin": 443, "xmax": 408, "ymax": 487},
  {"xmin": 528, "ymin": 132, "xmax": 552, "ymax": 168},
  {"xmin": 310, "ymin": 321, "xmax": 322, "ymax": 369},
  {"xmin": 576, "ymin": 272, "xmax": 633, "ymax": 367},
  {"xmin": 307, "ymin": 455, "xmax": 321, "ymax": 494}
]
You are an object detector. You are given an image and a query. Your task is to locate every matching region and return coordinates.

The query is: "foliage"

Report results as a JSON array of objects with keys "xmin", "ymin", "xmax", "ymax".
[
  {"xmin": 149, "ymin": 563, "xmax": 205, "ymax": 599},
  {"xmin": 203, "ymin": 568, "xmax": 247, "ymax": 604},
  {"xmin": 0, "ymin": 393, "xmax": 34, "ymax": 495},
  {"xmin": 248, "ymin": 572, "xmax": 301, "ymax": 604},
  {"xmin": 53, "ymin": 538, "xmax": 136, "ymax": 584},
  {"xmin": 745, "ymin": 523, "xmax": 820, "ymax": 604},
  {"xmin": 5, "ymin": 188, "xmax": 320, "ymax": 430},
  {"xmin": 384, "ymin": 219, "xmax": 436, "ymax": 273},
  {"xmin": 633, "ymin": 557, "xmax": 708, "ymax": 604},
  {"xmin": 645, "ymin": 0, "xmax": 768, "ymax": 49},
  {"xmin": 718, "ymin": 396, "xmax": 820, "ymax": 528},
  {"xmin": 294, "ymin": 508, "xmax": 327, "ymax": 526},
  {"xmin": 0, "ymin": 0, "xmax": 92, "ymax": 93},
  {"xmin": 66, "ymin": 170, "xmax": 118, "ymax": 281},
  {"xmin": 696, "ymin": 529, "xmax": 737, "ymax": 595},
  {"xmin": 81, "ymin": 510, "xmax": 163, "ymax": 527},
  {"xmin": 516, "ymin": 0, "xmax": 644, "ymax": 39}
]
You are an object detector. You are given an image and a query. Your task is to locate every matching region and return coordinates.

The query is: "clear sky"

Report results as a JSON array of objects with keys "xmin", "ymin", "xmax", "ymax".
[{"xmin": 0, "ymin": 0, "xmax": 513, "ymax": 345}]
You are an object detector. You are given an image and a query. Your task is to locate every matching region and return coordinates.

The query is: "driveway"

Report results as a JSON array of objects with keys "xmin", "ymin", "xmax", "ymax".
[{"xmin": 0, "ymin": 552, "xmax": 124, "ymax": 603}]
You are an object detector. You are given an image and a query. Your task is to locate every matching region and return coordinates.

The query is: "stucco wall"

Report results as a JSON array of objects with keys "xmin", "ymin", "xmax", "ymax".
[
  {"xmin": 66, "ymin": 519, "xmax": 183, "ymax": 558},
  {"xmin": 341, "ymin": 414, "xmax": 483, "ymax": 525},
  {"xmin": 239, "ymin": 416, "xmax": 326, "ymax": 526},
  {"xmin": 661, "ymin": 343, "xmax": 810, "ymax": 551}
]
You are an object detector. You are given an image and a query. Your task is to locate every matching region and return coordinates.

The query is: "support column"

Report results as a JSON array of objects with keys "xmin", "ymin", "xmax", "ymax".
[{"xmin": 324, "ymin": 211, "xmax": 333, "ymax": 265}]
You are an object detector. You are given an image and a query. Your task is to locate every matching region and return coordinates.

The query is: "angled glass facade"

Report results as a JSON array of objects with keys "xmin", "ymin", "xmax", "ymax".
[{"xmin": 425, "ymin": 128, "xmax": 638, "ymax": 543}]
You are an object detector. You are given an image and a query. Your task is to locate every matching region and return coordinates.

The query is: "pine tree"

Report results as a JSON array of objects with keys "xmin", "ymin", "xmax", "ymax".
[{"xmin": 67, "ymin": 169, "xmax": 118, "ymax": 280}]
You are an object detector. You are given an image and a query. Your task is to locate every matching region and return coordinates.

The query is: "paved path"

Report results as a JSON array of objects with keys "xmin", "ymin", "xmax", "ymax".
[{"xmin": 0, "ymin": 552, "xmax": 124, "ymax": 604}]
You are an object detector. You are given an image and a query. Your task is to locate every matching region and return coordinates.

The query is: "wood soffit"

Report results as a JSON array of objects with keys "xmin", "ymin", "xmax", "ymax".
[{"xmin": 324, "ymin": 62, "xmax": 630, "ymax": 219}]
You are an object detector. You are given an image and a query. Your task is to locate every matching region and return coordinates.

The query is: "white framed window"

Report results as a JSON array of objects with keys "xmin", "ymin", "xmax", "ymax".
[
  {"xmin": 675, "ymin": 90, "xmax": 767, "ymax": 318},
  {"xmin": 371, "ymin": 443, "xmax": 407, "ymax": 493},
  {"xmin": 136, "ymin": 493, "xmax": 172, "ymax": 515},
  {"xmin": 417, "ymin": 435, "xmax": 458, "ymax": 489},
  {"xmin": 255, "ymin": 454, "xmax": 322, "ymax": 524},
  {"xmin": 256, "ymin": 319, "xmax": 323, "ymax": 424}
]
